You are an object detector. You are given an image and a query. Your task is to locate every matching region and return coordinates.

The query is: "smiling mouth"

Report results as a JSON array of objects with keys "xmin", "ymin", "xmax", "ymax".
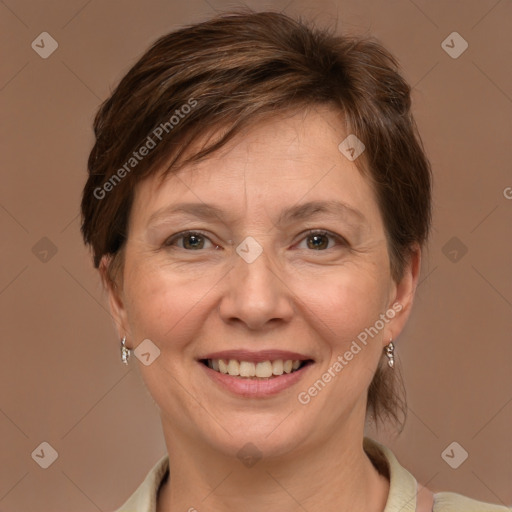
[{"xmin": 200, "ymin": 358, "xmax": 314, "ymax": 379}]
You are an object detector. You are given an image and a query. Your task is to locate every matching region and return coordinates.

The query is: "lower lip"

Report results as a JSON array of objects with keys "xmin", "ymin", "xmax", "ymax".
[{"xmin": 199, "ymin": 362, "xmax": 313, "ymax": 398}]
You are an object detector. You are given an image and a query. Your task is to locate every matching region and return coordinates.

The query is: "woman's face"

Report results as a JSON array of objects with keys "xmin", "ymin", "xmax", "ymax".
[{"xmin": 106, "ymin": 107, "xmax": 419, "ymax": 459}]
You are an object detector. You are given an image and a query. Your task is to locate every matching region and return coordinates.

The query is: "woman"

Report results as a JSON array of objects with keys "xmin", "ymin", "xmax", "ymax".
[{"xmin": 80, "ymin": 10, "xmax": 509, "ymax": 512}]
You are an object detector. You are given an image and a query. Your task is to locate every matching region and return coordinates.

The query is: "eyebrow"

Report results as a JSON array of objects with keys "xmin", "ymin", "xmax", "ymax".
[{"xmin": 147, "ymin": 199, "xmax": 366, "ymax": 227}]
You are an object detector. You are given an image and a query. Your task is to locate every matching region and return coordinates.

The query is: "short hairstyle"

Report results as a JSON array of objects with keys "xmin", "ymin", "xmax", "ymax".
[{"xmin": 81, "ymin": 9, "xmax": 432, "ymax": 433}]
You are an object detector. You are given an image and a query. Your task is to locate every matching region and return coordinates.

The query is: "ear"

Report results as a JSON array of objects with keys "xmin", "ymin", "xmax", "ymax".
[
  {"xmin": 99, "ymin": 255, "xmax": 130, "ymax": 344},
  {"xmin": 384, "ymin": 244, "xmax": 422, "ymax": 344}
]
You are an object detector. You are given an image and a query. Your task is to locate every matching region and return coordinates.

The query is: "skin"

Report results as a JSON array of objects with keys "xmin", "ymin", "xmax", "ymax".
[{"xmin": 103, "ymin": 106, "xmax": 421, "ymax": 512}]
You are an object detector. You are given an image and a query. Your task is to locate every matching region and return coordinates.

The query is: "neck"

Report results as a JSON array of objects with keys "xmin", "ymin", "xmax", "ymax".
[{"xmin": 157, "ymin": 419, "xmax": 389, "ymax": 512}]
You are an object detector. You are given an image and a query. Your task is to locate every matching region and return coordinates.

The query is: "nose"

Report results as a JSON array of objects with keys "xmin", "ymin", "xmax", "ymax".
[{"xmin": 217, "ymin": 239, "xmax": 294, "ymax": 331}]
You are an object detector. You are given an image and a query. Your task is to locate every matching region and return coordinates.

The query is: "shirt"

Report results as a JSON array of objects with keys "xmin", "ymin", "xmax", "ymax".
[{"xmin": 113, "ymin": 436, "xmax": 511, "ymax": 511}]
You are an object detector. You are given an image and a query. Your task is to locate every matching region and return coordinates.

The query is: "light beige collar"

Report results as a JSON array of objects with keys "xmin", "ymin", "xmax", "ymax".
[{"xmin": 116, "ymin": 437, "xmax": 422, "ymax": 512}]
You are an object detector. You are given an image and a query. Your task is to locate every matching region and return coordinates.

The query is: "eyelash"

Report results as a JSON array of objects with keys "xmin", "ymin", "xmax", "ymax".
[{"xmin": 163, "ymin": 229, "xmax": 348, "ymax": 251}]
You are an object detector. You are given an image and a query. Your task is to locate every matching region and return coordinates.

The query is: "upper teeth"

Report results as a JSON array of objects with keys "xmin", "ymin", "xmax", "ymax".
[{"xmin": 208, "ymin": 359, "xmax": 302, "ymax": 377}]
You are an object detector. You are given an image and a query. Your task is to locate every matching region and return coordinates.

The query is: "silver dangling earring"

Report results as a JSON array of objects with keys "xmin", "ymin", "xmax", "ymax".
[
  {"xmin": 121, "ymin": 336, "xmax": 131, "ymax": 365},
  {"xmin": 384, "ymin": 339, "xmax": 394, "ymax": 368}
]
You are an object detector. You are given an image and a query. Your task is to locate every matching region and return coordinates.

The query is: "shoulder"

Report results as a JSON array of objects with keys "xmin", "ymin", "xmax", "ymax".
[
  {"xmin": 112, "ymin": 454, "xmax": 170, "ymax": 512},
  {"xmin": 363, "ymin": 437, "xmax": 510, "ymax": 512},
  {"xmin": 433, "ymin": 491, "xmax": 511, "ymax": 512}
]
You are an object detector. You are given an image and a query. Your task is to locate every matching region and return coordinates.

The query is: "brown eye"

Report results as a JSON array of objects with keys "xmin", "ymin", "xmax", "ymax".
[
  {"xmin": 164, "ymin": 231, "xmax": 214, "ymax": 250},
  {"xmin": 182, "ymin": 233, "xmax": 205, "ymax": 250},
  {"xmin": 307, "ymin": 232, "xmax": 329, "ymax": 250},
  {"xmin": 298, "ymin": 230, "xmax": 347, "ymax": 251}
]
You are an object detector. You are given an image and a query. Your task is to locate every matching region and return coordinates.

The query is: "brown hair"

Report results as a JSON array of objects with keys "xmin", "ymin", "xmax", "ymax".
[{"xmin": 81, "ymin": 9, "xmax": 432, "ymax": 433}]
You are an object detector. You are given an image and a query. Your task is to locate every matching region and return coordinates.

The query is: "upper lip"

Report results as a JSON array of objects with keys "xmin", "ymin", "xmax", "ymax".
[{"xmin": 198, "ymin": 350, "xmax": 314, "ymax": 363}]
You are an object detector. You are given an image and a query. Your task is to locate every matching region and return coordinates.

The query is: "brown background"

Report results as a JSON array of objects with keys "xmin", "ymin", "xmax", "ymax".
[{"xmin": 1, "ymin": 0, "xmax": 511, "ymax": 510}]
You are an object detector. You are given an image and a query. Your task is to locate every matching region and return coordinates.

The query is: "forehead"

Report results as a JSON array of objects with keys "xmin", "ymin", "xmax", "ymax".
[{"xmin": 129, "ymin": 107, "xmax": 382, "ymax": 231}]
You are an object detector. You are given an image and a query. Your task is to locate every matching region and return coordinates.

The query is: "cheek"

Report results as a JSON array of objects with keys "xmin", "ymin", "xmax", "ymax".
[
  {"xmin": 122, "ymin": 263, "xmax": 208, "ymax": 409},
  {"xmin": 123, "ymin": 259, "xmax": 217, "ymax": 348},
  {"xmin": 294, "ymin": 270, "xmax": 389, "ymax": 408},
  {"xmin": 294, "ymin": 263, "xmax": 390, "ymax": 351}
]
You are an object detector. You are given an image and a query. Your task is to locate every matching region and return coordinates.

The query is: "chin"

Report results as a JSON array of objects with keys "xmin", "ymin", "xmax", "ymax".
[{"xmin": 196, "ymin": 410, "xmax": 313, "ymax": 462}]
